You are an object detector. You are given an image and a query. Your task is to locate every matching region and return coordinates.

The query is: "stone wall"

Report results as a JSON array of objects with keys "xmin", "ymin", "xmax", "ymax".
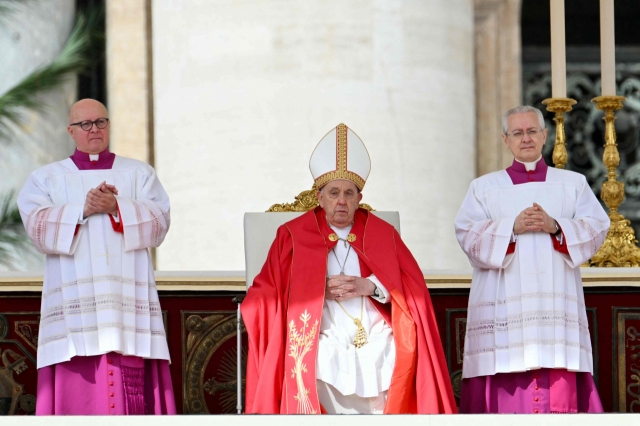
[{"xmin": 151, "ymin": 0, "xmax": 476, "ymax": 271}]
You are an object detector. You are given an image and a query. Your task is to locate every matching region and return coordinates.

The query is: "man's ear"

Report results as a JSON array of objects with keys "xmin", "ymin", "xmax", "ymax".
[
  {"xmin": 316, "ymin": 191, "xmax": 323, "ymax": 207},
  {"xmin": 357, "ymin": 192, "xmax": 363, "ymax": 203},
  {"xmin": 67, "ymin": 125, "xmax": 74, "ymax": 137}
]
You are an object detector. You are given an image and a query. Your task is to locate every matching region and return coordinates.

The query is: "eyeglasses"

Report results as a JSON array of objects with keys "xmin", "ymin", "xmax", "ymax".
[
  {"xmin": 70, "ymin": 118, "xmax": 110, "ymax": 131},
  {"xmin": 505, "ymin": 128, "xmax": 544, "ymax": 140}
]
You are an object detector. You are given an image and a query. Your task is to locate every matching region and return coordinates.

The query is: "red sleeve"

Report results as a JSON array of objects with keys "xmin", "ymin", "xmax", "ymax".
[
  {"xmin": 109, "ymin": 204, "xmax": 124, "ymax": 233},
  {"xmin": 551, "ymin": 232, "xmax": 569, "ymax": 254},
  {"xmin": 506, "ymin": 241, "xmax": 516, "ymax": 255}
]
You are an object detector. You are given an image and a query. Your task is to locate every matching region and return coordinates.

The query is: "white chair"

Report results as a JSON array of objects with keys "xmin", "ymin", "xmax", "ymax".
[{"xmin": 236, "ymin": 208, "xmax": 400, "ymax": 412}]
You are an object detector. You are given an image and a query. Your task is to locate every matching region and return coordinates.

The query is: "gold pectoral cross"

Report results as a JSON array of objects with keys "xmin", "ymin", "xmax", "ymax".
[{"xmin": 352, "ymin": 318, "xmax": 367, "ymax": 349}]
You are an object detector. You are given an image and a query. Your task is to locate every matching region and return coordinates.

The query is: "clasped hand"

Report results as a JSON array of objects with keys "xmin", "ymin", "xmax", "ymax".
[
  {"xmin": 325, "ymin": 275, "xmax": 375, "ymax": 301},
  {"xmin": 513, "ymin": 202, "xmax": 557, "ymax": 235},
  {"xmin": 84, "ymin": 181, "xmax": 119, "ymax": 218}
]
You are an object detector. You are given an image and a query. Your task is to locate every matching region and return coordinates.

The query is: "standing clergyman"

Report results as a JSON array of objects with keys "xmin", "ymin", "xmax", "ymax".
[
  {"xmin": 454, "ymin": 106, "xmax": 609, "ymax": 414},
  {"xmin": 18, "ymin": 99, "xmax": 175, "ymax": 415}
]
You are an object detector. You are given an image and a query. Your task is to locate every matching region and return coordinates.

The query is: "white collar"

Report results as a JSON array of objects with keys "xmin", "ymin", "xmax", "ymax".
[
  {"xmin": 330, "ymin": 223, "xmax": 353, "ymax": 238},
  {"xmin": 89, "ymin": 154, "xmax": 99, "ymax": 161},
  {"xmin": 515, "ymin": 156, "xmax": 542, "ymax": 172}
]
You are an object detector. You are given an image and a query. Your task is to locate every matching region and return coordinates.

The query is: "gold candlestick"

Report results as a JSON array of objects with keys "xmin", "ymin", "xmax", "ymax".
[
  {"xmin": 589, "ymin": 96, "xmax": 640, "ymax": 267},
  {"xmin": 542, "ymin": 98, "xmax": 577, "ymax": 169}
]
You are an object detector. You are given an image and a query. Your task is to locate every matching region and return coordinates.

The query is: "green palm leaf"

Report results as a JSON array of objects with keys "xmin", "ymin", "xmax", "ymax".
[
  {"xmin": 0, "ymin": 12, "xmax": 95, "ymax": 140},
  {"xmin": 0, "ymin": 191, "xmax": 29, "ymax": 267}
]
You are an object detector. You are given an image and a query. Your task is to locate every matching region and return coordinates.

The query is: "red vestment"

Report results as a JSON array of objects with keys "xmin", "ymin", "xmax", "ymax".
[{"xmin": 241, "ymin": 207, "xmax": 457, "ymax": 414}]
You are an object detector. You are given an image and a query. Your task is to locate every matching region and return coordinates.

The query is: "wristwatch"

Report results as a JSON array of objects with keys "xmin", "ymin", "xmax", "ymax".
[
  {"xmin": 372, "ymin": 284, "xmax": 380, "ymax": 298},
  {"xmin": 553, "ymin": 221, "xmax": 562, "ymax": 236}
]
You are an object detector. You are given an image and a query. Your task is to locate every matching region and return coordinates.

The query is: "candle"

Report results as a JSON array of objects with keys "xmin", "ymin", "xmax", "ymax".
[
  {"xmin": 550, "ymin": 0, "xmax": 567, "ymax": 98},
  {"xmin": 600, "ymin": 0, "xmax": 616, "ymax": 96}
]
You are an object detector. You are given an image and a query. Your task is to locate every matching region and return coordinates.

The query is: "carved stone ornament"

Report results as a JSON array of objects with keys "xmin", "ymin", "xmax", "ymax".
[{"xmin": 267, "ymin": 183, "xmax": 374, "ymax": 212}]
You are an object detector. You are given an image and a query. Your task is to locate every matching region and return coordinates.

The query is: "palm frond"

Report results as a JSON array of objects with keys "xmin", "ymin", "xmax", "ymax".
[
  {"xmin": 0, "ymin": 190, "xmax": 30, "ymax": 267},
  {"xmin": 0, "ymin": 12, "xmax": 94, "ymax": 141}
]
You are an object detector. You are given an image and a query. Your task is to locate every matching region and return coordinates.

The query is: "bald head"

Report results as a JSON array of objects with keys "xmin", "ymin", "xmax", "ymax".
[
  {"xmin": 67, "ymin": 98, "xmax": 110, "ymax": 154},
  {"xmin": 69, "ymin": 98, "xmax": 108, "ymax": 125}
]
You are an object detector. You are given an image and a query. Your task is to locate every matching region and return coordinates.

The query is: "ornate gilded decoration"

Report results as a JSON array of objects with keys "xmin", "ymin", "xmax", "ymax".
[
  {"xmin": 266, "ymin": 183, "xmax": 374, "ymax": 212},
  {"xmin": 14, "ymin": 322, "xmax": 38, "ymax": 351},
  {"xmin": 328, "ymin": 234, "xmax": 338, "ymax": 242},
  {"xmin": 613, "ymin": 308, "xmax": 640, "ymax": 412},
  {"xmin": 0, "ymin": 348, "xmax": 30, "ymax": 415},
  {"xmin": 589, "ymin": 96, "xmax": 640, "ymax": 267},
  {"xmin": 183, "ymin": 311, "xmax": 245, "ymax": 414},
  {"xmin": 288, "ymin": 310, "xmax": 318, "ymax": 414},
  {"xmin": 542, "ymin": 97, "xmax": 577, "ymax": 169}
]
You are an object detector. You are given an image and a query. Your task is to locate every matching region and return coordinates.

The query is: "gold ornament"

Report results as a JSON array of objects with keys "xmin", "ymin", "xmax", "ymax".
[
  {"xmin": 335, "ymin": 296, "xmax": 368, "ymax": 348},
  {"xmin": 589, "ymin": 96, "xmax": 640, "ymax": 267},
  {"xmin": 542, "ymin": 98, "xmax": 577, "ymax": 169},
  {"xmin": 267, "ymin": 183, "xmax": 375, "ymax": 212},
  {"xmin": 328, "ymin": 234, "xmax": 338, "ymax": 242},
  {"xmin": 352, "ymin": 318, "xmax": 367, "ymax": 349},
  {"xmin": 347, "ymin": 234, "xmax": 356, "ymax": 242}
]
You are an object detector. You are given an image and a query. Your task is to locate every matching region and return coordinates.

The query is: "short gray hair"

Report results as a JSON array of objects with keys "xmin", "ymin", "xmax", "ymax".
[{"xmin": 501, "ymin": 106, "xmax": 546, "ymax": 134}]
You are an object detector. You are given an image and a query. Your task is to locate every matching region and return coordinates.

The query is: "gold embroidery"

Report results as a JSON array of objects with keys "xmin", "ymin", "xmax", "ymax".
[
  {"xmin": 314, "ymin": 170, "xmax": 365, "ymax": 191},
  {"xmin": 336, "ymin": 123, "xmax": 347, "ymax": 173},
  {"xmin": 312, "ymin": 123, "xmax": 367, "ymax": 190},
  {"xmin": 288, "ymin": 310, "xmax": 318, "ymax": 414}
]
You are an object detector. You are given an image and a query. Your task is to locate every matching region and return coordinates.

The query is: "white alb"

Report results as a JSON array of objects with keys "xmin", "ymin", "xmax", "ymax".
[
  {"xmin": 454, "ymin": 167, "xmax": 609, "ymax": 378},
  {"xmin": 18, "ymin": 156, "xmax": 171, "ymax": 368}
]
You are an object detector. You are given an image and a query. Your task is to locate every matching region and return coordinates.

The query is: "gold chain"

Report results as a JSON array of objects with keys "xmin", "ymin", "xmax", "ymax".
[
  {"xmin": 335, "ymin": 296, "xmax": 367, "ymax": 348},
  {"xmin": 331, "ymin": 247, "xmax": 367, "ymax": 348}
]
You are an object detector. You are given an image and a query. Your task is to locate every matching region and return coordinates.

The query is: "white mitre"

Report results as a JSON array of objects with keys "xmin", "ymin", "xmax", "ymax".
[{"xmin": 309, "ymin": 123, "xmax": 371, "ymax": 190}]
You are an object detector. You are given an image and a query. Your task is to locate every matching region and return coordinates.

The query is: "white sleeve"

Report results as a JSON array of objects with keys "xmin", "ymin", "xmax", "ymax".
[
  {"xmin": 116, "ymin": 166, "xmax": 170, "ymax": 251},
  {"xmin": 17, "ymin": 172, "xmax": 84, "ymax": 255},
  {"xmin": 556, "ymin": 176, "xmax": 610, "ymax": 267},
  {"xmin": 454, "ymin": 181, "xmax": 515, "ymax": 269},
  {"xmin": 368, "ymin": 274, "xmax": 390, "ymax": 304}
]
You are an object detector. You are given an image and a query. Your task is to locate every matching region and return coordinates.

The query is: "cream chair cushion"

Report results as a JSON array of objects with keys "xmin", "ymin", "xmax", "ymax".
[{"xmin": 244, "ymin": 212, "xmax": 400, "ymax": 288}]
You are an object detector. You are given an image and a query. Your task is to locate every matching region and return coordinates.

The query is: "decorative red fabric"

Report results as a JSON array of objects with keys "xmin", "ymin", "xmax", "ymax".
[
  {"xmin": 506, "ymin": 232, "xmax": 568, "ymax": 256},
  {"xmin": 551, "ymin": 232, "xmax": 569, "ymax": 254},
  {"xmin": 109, "ymin": 204, "xmax": 124, "ymax": 233},
  {"xmin": 241, "ymin": 207, "xmax": 457, "ymax": 414}
]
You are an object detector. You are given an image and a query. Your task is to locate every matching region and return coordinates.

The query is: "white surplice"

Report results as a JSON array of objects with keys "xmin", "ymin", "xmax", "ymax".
[
  {"xmin": 316, "ymin": 224, "xmax": 395, "ymax": 405},
  {"xmin": 454, "ymin": 167, "xmax": 609, "ymax": 379},
  {"xmin": 17, "ymin": 156, "xmax": 171, "ymax": 368}
]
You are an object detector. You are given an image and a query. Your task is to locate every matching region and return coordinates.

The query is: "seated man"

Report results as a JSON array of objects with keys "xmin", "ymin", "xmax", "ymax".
[
  {"xmin": 241, "ymin": 123, "xmax": 456, "ymax": 414},
  {"xmin": 18, "ymin": 99, "xmax": 175, "ymax": 415}
]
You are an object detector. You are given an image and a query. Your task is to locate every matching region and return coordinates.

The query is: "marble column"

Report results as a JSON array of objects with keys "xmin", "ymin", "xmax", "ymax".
[
  {"xmin": 474, "ymin": 0, "xmax": 522, "ymax": 176},
  {"xmin": 106, "ymin": 0, "xmax": 154, "ymax": 165}
]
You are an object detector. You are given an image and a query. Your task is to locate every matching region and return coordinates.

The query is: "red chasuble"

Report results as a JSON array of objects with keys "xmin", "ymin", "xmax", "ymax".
[{"xmin": 241, "ymin": 207, "xmax": 457, "ymax": 414}]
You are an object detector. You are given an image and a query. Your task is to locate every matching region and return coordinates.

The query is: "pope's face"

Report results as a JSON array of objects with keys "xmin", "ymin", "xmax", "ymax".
[
  {"xmin": 67, "ymin": 100, "xmax": 110, "ymax": 155},
  {"xmin": 317, "ymin": 180, "xmax": 362, "ymax": 229},
  {"xmin": 502, "ymin": 112, "xmax": 547, "ymax": 163}
]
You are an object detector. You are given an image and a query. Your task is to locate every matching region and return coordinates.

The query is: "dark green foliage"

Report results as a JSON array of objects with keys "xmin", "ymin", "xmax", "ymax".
[
  {"xmin": 0, "ymin": 14, "xmax": 93, "ymax": 140},
  {"xmin": 0, "ymin": 191, "xmax": 28, "ymax": 267}
]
